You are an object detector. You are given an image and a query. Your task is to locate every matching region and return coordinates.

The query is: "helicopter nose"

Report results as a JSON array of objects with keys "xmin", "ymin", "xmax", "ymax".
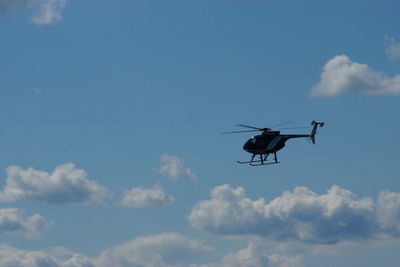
[{"xmin": 243, "ymin": 140, "xmax": 252, "ymax": 152}]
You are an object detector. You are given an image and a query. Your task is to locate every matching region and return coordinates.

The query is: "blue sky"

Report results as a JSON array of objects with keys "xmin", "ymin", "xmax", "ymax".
[{"xmin": 1, "ymin": 0, "xmax": 400, "ymax": 266}]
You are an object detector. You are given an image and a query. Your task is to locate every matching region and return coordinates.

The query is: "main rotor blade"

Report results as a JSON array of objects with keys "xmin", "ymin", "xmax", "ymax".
[
  {"xmin": 222, "ymin": 129, "xmax": 260, "ymax": 134},
  {"xmin": 235, "ymin": 124, "xmax": 262, "ymax": 130}
]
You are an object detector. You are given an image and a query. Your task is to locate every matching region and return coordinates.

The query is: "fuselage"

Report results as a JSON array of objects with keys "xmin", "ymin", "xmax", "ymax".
[{"xmin": 243, "ymin": 132, "xmax": 286, "ymax": 154}]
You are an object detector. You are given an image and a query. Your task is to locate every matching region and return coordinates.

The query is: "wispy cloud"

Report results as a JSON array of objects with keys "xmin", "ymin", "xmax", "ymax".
[
  {"xmin": 0, "ymin": 163, "xmax": 111, "ymax": 205},
  {"xmin": 34, "ymin": 86, "xmax": 42, "ymax": 95},
  {"xmin": 310, "ymin": 55, "xmax": 400, "ymax": 97},
  {"xmin": 385, "ymin": 36, "xmax": 400, "ymax": 61},
  {"xmin": 156, "ymin": 154, "xmax": 198, "ymax": 181},
  {"xmin": 0, "ymin": 0, "xmax": 66, "ymax": 25},
  {"xmin": 189, "ymin": 184, "xmax": 400, "ymax": 244},
  {"xmin": 121, "ymin": 184, "xmax": 175, "ymax": 209},
  {"xmin": 0, "ymin": 208, "xmax": 52, "ymax": 237}
]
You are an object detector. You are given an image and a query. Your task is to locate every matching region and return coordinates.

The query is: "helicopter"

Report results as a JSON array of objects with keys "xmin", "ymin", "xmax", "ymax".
[{"xmin": 223, "ymin": 120, "xmax": 324, "ymax": 166}]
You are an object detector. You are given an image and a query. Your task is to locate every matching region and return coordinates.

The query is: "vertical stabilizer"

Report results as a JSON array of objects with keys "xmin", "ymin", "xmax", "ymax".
[{"xmin": 310, "ymin": 121, "xmax": 324, "ymax": 144}]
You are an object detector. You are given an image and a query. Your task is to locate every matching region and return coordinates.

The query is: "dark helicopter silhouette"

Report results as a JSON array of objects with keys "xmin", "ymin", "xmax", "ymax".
[{"xmin": 223, "ymin": 121, "xmax": 324, "ymax": 166}]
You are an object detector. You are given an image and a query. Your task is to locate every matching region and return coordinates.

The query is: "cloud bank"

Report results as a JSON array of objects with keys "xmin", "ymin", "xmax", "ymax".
[
  {"xmin": 0, "ymin": 233, "xmax": 303, "ymax": 267},
  {"xmin": 310, "ymin": 55, "xmax": 400, "ymax": 97},
  {"xmin": 188, "ymin": 184, "xmax": 400, "ymax": 244},
  {"xmin": 121, "ymin": 184, "xmax": 175, "ymax": 209},
  {"xmin": 0, "ymin": 208, "xmax": 52, "ymax": 237},
  {"xmin": 0, "ymin": 233, "xmax": 212, "ymax": 267},
  {"xmin": 0, "ymin": 163, "xmax": 111, "ymax": 205},
  {"xmin": 157, "ymin": 154, "xmax": 197, "ymax": 181},
  {"xmin": 0, "ymin": 0, "xmax": 66, "ymax": 25}
]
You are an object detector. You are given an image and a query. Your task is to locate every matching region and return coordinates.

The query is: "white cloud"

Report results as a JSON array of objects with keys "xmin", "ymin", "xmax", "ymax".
[
  {"xmin": 0, "ymin": 244, "xmax": 94, "ymax": 267},
  {"xmin": 310, "ymin": 55, "xmax": 400, "ymax": 97},
  {"xmin": 61, "ymin": 254, "xmax": 95, "ymax": 267},
  {"xmin": 7, "ymin": 236, "xmax": 400, "ymax": 267},
  {"xmin": 0, "ymin": 0, "xmax": 66, "ymax": 25},
  {"xmin": 29, "ymin": 0, "xmax": 66, "ymax": 25},
  {"xmin": 157, "ymin": 154, "xmax": 197, "ymax": 181},
  {"xmin": 188, "ymin": 184, "xmax": 267, "ymax": 236},
  {"xmin": 0, "ymin": 233, "xmax": 211, "ymax": 267},
  {"xmin": 376, "ymin": 191, "xmax": 400, "ymax": 235},
  {"xmin": 192, "ymin": 242, "xmax": 303, "ymax": 267},
  {"xmin": 385, "ymin": 36, "xmax": 400, "ymax": 60},
  {"xmin": 95, "ymin": 232, "xmax": 211, "ymax": 267},
  {"xmin": 0, "ymin": 234, "xmax": 306, "ymax": 267},
  {"xmin": 188, "ymin": 184, "xmax": 400, "ymax": 244},
  {"xmin": 0, "ymin": 208, "xmax": 52, "ymax": 237},
  {"xmin": 121, "ymin": 184, "xmax": 175, "ymax": 209},
  {"xmin": 0, "ymin": 163, "xmax": 111, "ymax": 205},
  {"xmin": 0, "ymin": 244, "xmax": 59, "ymax": 267}
]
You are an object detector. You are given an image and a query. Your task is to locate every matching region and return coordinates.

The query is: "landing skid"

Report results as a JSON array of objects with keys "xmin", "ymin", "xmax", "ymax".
[
  {"xmin": 237, "ymin": 160, "xmax": 262, "ymax": 164},
  {"xmin": 237, "ymin": 152, "xmax": 279, "ymax": 166},
  {"xmin": 250, "ymin": 162, "xmax": 280, "ymax": 166}
]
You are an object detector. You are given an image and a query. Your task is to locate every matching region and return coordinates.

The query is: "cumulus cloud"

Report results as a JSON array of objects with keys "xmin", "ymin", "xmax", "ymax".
[
  {"xmin": 385, "ymin": 36, "xmax": 400, "ymax": 60},
  {"xmin": 0, "ymin": 208, "xmax": 52, "ymax": 237},
  {"xmin": 156, "ymin": 154, "xmax": 197, "ymax": 181},
  {"xmin": 121, "ymin": 184, "xmax": 175, "ymax": 209},
  {"xmin": 310, "ymin": 55, "xmax": 400, "ymax": 97},
  {"xmin": 188, "ymin": 184, "xmax": 400, "ymax": 244},
  {"xmin": 192, "ymin": 242, "xmax": 303, "ymax": 267},
  {"xmin": 0, "ymin": 0, "xmax": 66, "ymax": 25},
  {"xmin": 0, "ymin": 163, "xmax": 111, "ymax": 205}
]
